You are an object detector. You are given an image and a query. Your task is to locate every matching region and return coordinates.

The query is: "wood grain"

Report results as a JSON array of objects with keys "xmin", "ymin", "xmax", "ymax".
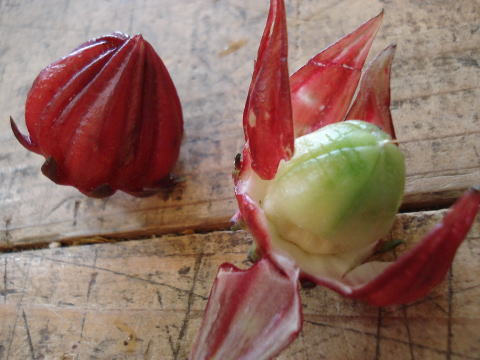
[
  {"xmin": 0, "ymin": 1, "xmax": 479, "ymax": 359},
  {"xmin": 0, "ymin": 0, "xmax": 479, "ymax": 248},
  {"xmin": 0, "ymin": 210, "xmax": 479, "ymax": 359}
]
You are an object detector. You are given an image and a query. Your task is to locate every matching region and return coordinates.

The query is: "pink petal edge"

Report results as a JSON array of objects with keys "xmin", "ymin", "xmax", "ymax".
[
  {"xmin": 290, "ymin": 12, "xmax": 383, "ymax": 137},
  {"xmin": 190, "ymin": 258, "xmax": 302, "ymax": 360},
  {"xmin": 346, "ymin": 44, "xmax": 397, "ymax": 139},
  {"xmin": 243, "ymin": 0, "xmax": 294, "ymax": 180}
]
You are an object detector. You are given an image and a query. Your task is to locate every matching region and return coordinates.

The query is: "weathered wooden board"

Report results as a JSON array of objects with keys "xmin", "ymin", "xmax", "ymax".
[
  {"xmin": 0, "ymin": 0, "xmax": 479, "ymax": 248},
  {"xmin": 0, "ymin": 210, "xmax": 479, "ymax": 359}
]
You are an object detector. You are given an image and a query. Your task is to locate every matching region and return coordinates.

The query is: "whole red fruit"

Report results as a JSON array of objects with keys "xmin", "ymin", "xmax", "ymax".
[{"xmin": 11, "ymin": 32, "xmax": 183, "ymax": 197}]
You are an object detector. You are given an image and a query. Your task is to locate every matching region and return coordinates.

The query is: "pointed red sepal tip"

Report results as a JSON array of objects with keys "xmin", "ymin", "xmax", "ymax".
[
  {"xmin": 290, "ymin": 11, "xmax": 383, "ymax": 137},
  {"xmin": 346, "ymin": 44, "xmax": 397, "ymax": 139},
  {"xmin": 10, "ymin": 116, "xmax": 40, "ymax": 154},
  {"xmin": 350, "ymin": 187, "xmax": 480, "ymax": 306},
  {"xmin": 14, "ymin": 32, "xmax": 183, "ymax": 197},
  {"xmin": 190, "ymin": 258, "xmax": 302, "ymax": 360},
  {"xmin": 243, "ymin": 0, "xmax": 294, "ymax": 180}
]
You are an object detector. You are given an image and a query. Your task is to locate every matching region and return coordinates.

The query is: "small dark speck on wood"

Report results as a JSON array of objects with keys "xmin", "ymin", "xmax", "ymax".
[{"xmin": 178, "ymin": 266, "xmax": 191, "ymax": 275}]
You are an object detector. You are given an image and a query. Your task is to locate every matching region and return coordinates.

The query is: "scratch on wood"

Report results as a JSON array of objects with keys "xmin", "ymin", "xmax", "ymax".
[
  {"xmin": 392, "ymin": 86, "xmax": 479, "ymax": 107},
  {"xmin": 86, "ymin": 272, "xmax": 98, "ymax": 301},
  {"xmin": 144, "ymin": 339, "xmax": 152, "ymax": 359},
  {"xmin": 427, "ymin": 296, "xmax": 448, "ymax": 315},
  {"xmin": 398, "ymin": 130, "xmax": 480, "ymax": 146},
  {"xmin": 73, "ymin": 200, "xmax": 80, "ymax": 227},
  {"xmin": 298, "ymin": 328, "xmax": 310, "ymax": 360},
  {"xmin": 447, "ymin": 269, "xmax": 453, "ymax": 360},
  {"xmin": 6, "ymin": 257, "xmax": 33, "ymax": 360},
  {"xmin": 3, "ymin": 258, "xmax": 7, "ymax": 303},
  {"xmin": 156, "ymin": 290, "xmax": 163, "ymax": 309},
  {"xmin": 455, "ymin": 283, "xmax": 480, "ymax": 295},
  {"xmin": 374, "ymin": 308, "xmax": 382, "ymax": 360},
  {"xmin": 304, "ymin": 320, "xmax": 471, "ymax": 358},
  {"xmin": 402, "ymin": 306, "xmax": 415, "ymax": 360},
  {"xmin": 33, "ymin": 254, "xmax": 205, "ymax": 299},
  {"xmin": 4, "ymin": 217, "xmax": 12, "ymax": 245},
  {"xmin": 78, "ymin": 315, "xmax": 87, "ymax": 351},
  {"xmin": 165, "ymin": 325, "xmax": 176, "ymax": 356},
  {"xmin": 173, "ymin": 253, "xmax": 203, "ymax": 360},
  {"xmin": 404, "ymin": 293, "xmax": 445, "ymax": 313},
  {"xmin": 22, "ymin": 310, "xmax": 35, "ymax": 360},
  {"xmin": 473, "ymin": 145, "xmax": 480, "ymax": 161},
  {"xmin": 46, "ymin": 196, "xmax": 81, "ymax": 218},
  {"xmin": 79, "ymin": 249, "xmax": 97, "ymax": 349}
]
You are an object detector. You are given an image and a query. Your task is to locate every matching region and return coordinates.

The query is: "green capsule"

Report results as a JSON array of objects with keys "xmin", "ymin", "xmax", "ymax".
[{"xmin": 263, "ymin": 120, "xmax": 405, "ymax": 255}]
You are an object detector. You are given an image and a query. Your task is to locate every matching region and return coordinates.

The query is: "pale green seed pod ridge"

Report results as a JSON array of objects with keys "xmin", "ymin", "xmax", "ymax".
[{"xmin": 263, "ymin": 120, "xmax": 405, "ymax": 256}]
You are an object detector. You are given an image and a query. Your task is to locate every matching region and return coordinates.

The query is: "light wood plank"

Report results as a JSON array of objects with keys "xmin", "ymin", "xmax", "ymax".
[
  {"xmin": 0, "ymin": 0, "xmax": 479, "ymax": 247},
  {"xmin": 0, "ymin": 210, "xmax": 479, "ymax": 359}
]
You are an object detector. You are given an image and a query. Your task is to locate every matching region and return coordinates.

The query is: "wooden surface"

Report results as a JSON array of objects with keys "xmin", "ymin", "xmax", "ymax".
[
  {"xmin": 0, "ymin": 0, "xmax": 479, "ymax": 359},
  {"xmin": 1, "ymin": 0, "xmax": 479, "ymax": 247},
  {"xmin": 0, "ymin": 212, "xmax": 479, "ymax": 359}
]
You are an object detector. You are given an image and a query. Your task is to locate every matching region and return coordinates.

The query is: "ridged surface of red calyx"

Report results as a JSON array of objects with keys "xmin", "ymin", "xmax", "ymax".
[{"xmin": 11, "ymin": 32, "xmax": 183, "ymax": 197}]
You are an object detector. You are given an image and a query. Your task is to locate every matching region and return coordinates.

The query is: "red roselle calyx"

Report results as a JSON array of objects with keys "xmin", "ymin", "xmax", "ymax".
[
  {"xmin": 11, "ymin": 32, "xmax": 183, "ymax": 197},
  {"xmin": 191, "ymin": 1, "xmax": 480, "ymax": 359}
]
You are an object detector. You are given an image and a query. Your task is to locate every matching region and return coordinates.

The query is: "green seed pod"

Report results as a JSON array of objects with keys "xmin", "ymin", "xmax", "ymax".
[{"xmin": 263, "ymin": 120, "xmax": 405, "ymax": 255}]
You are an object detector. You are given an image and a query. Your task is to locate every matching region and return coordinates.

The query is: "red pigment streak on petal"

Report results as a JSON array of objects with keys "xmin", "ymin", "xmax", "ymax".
[
  {"xmin": 234, "ymin": 146, "xmax": 272, "ymax": 255},
  {"xmin": 290, "ymin": 12, "xmax": 383, "ymax": 137},
  {"xmin": 190, "ymin": 258, "xmax": 302, "ymax": 360},
  {"xmin": 243, "ymin": 0, "xmax": 294, "ymax": 180},
  {"xmin": 230, "ymin": 211, "xmax": 243, "ymax": 227},
  {"xmin": 346, "ymin": 44, "xmax": 397, "ymax": 139},
  {"xmin": 236, "ymin": 192, "xmax": 272, "ymax": 255}
]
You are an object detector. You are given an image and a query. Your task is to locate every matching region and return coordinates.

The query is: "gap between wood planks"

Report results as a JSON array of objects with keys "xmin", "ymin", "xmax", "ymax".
[{"xmin": 0, "ymin": 193, "xmax": 467, "ymax": 254}]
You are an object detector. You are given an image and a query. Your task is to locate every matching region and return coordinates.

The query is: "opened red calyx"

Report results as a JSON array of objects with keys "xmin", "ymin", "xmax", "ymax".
[
  {"xmin": 191, "ymin": 1, "xmax": 480, "ymax": 359},
  {"xmin": 11, "ymin": 32, "xmax": 183, "ymax": 197}
]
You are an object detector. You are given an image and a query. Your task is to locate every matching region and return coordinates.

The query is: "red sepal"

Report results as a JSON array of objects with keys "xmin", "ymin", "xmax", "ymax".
[
  {"xmin": 190, "ymin": 258, "xmax": 302, "ymax": 360},
  {"xmin": 290, "ymin": 12, "xmax": 383, "ymax": 137},
  {"xmin": 307, "ymin": 188, "xmax": 480, "ymax": 306},
  {"xmin": 346, "ymin": 44, "xmax": 397, "ymax": 139},
  {"xmin": 243, "ymin": 0, "xmax": 294, "ymax": 180},
  {"xmin": 13, "ymin": 32, "xmax": 183, "ymax": 197},
  {"xmin": 10, "ymin": 116, "xmax": 39, "ymax": 153}
]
